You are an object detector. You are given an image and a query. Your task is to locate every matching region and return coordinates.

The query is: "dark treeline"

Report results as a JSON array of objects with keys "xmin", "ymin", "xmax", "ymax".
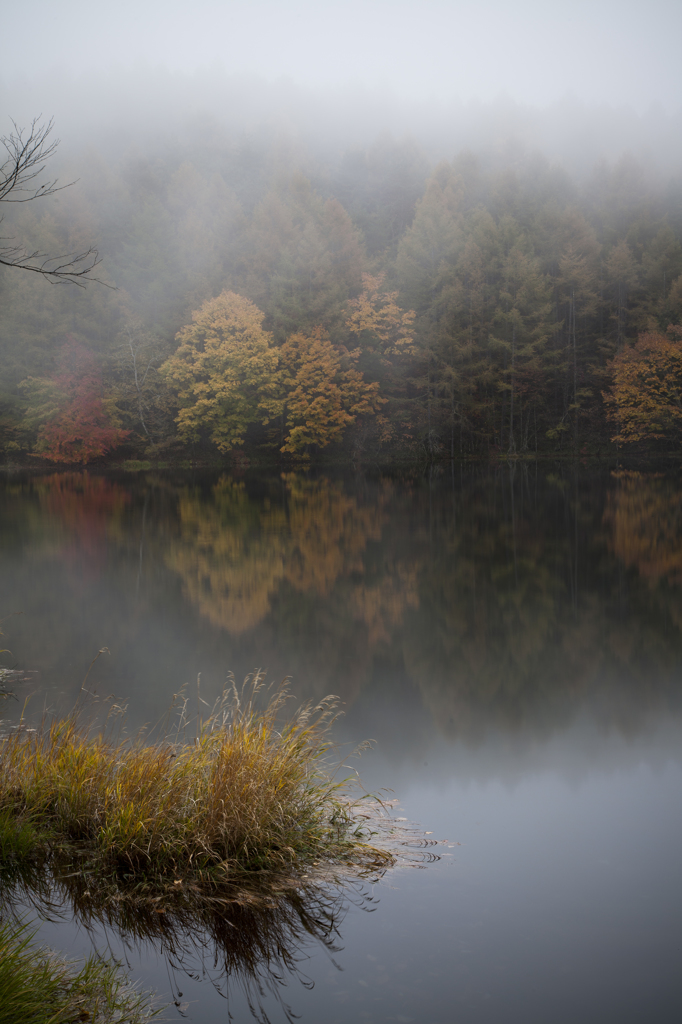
[{"xmin": 2, "ymin": 82, "xmax": 682, "ymax": 463}]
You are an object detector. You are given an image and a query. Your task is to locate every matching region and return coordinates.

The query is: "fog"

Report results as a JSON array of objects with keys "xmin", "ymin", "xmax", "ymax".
[
  {"xmin": 4, "ymin": 0, "xmax": 682, "ymax": 110},
  {"xmin": 2, "ymin": 1, "xmax": 682, "ymax": 183}
]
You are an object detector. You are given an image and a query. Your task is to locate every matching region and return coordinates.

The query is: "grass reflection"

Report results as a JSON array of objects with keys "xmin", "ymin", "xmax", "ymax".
[
  {"xmin": 0, "ymin": 917, "xmax": 157, "ymax": 1024},
  {"xmin": 1, "ymin": 858, "xmax": 388, "ymax": 1023},
  {"xmin": 0, "ymin": 676, "xmax": 406, "ymax": 1021}
]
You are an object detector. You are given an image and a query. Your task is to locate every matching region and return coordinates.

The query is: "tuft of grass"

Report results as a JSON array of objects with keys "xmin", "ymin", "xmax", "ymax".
[
  {"xmin": 0, "ymin": 919, "xmax": 158, "ymax": 1024},
  {"xmin": 0, "ymin": 808, "xmax": 52, "ymax": 864},
  {"xmin": 0, "ymin": 675, "xmax": 388, "ymax": 888}
]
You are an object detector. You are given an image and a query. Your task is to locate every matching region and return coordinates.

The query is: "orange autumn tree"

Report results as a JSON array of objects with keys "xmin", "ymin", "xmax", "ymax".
[
  {"xmin": 279, "ymin": 328, "xmax": 383, "ymax": 456},
  {"xmin": 603, "ymin": 327, "xmax": 682, "ymax": 444}
]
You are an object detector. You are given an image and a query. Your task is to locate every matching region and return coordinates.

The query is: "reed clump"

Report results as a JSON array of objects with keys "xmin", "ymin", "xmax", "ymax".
[
  {"xmin": 0, "ymin": 675, "xmax": 385, "ymax": 885},
  {"xmin": 0, "ymin": 920, "xmax": 157, "ymax": 1024}
]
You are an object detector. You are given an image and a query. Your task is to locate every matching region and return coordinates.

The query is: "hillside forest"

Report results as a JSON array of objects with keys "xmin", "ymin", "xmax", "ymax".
[{"xmin": 2, "ymin": 107, "xmax": 682, "ymax": 464}]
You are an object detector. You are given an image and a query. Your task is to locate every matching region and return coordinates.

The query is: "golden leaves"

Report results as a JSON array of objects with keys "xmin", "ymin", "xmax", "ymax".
[
  {"xmin": 345, "ymin": 273, "xmax": 416, "ymax": 355},
  {"xmin": 603, "ymin": 328, "xmax": 682, "ymax": 444},
  {"xmin": 160, "ymin": 291, "xmax": 281, "ymax": 452},
  {"xmin": 279, "ymin": 328, "xmax": 383, "ymax": 455},
  {"xmin": 162, "ymin": 292, "xmax": 385, "ymax": 455}
]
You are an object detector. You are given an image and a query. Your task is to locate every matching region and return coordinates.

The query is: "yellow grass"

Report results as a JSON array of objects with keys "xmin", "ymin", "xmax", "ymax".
[{"xmin": 0, "ymin": 674, "xmax": 382, "ymax": 882}]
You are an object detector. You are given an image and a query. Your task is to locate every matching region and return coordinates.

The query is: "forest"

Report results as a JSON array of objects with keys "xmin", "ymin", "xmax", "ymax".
[{"xmin": 2, "ymin": 87, "xmax": 682, "ymax": 465}]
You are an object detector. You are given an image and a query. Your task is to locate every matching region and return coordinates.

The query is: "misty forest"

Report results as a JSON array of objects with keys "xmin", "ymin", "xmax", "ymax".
[
  {"xmin": 2, "ymin": 37, "xmax": 682, "ymax": 1024},
  {"xmin": 2, "ymin": 82, "xmax": 682, "ymax": 468}
]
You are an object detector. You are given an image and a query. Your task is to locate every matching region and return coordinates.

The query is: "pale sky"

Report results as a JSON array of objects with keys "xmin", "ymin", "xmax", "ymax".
[{"xmin": 4, "ymin": 0, "xmax": 681, "ymax": 110}]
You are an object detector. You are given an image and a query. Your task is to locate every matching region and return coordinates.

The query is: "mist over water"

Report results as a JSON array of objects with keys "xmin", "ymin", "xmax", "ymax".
[
  {"xmin": 2, "ymin": 464, "xmax": 682, "ymax": 750},
  {"xmin": 1, "ymin": 465, "xmax": 682, "ymax": 1022}
]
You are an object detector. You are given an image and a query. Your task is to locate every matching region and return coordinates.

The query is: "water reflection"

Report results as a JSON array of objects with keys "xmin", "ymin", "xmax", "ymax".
[
  {"xmin": 605, "ymin": 470, "xmax": 682, "ymax": 586},
  {"xmin": 166, "ymin": 475, "xmax": 387, "ymax": 635},
  {"xmin": 1, "ymin": 859, "xmax": 382, "ymax": 1023},
  {"xmin": 35, "ymin": 473, "xmax": 131, "ymax": 580},
  {"xmin": 1, "ymin": 464, "xmax": 681, "ymax": 748},
  {"xmin": 2, "ymin": 465, "xmax": 682, "ymax": 1023}
]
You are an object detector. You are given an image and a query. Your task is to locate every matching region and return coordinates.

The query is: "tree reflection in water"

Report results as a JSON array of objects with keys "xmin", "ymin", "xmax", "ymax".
[
  {"xmin": 605, "ymin": 470, "xmax": 682, "ymax": 586},
  {"xmin": 2, "ymin": 465, "xmax": 682, "ymax": 746},
  {"xmin": 166, "ymin": 474, "xmax": 387, "ymax": 635}
]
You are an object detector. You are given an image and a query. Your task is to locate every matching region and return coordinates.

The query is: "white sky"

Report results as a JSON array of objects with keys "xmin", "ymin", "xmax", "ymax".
[{"xmin": 4, "ymin": 0, "xmax": 682, "ymax": 110}]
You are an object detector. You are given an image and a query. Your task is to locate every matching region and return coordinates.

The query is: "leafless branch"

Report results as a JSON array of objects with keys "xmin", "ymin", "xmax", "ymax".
[
  {"xmin": 0, "ymin": 116, "xmax": 106, "ymax": 285},
  {"xmin": 0, "ymin": 240, "xmax": 104, "ymax": 286},
  {"xmin": 0, "ymin": 117, "xmax": 76, "ymax": 203}
]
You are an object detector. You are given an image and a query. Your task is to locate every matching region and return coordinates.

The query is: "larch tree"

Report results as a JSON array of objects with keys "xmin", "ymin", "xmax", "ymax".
[
  {"xmin": 345, "ymin": 272, "xmax": 417, "ymax": 449},
  {"xmin": 279, "ymin": 328, "xmax": 383, "ymax": 456},
  {"xmin": 491, "ymin": 245, "xmax": 555, "ymax": 453},
  {"xmin": 237, "ymin": 175, "xmax": 365, "ymax": 341},
  {"xmin": 605, "ymin": 240, "xmax": 639, "ymax": 352},
  {"xmin": 346, "ymin": 272, "xmax": 416, "ymax": 356}
]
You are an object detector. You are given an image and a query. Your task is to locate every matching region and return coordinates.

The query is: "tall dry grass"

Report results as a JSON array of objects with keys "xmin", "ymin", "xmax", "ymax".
[{"xmin": 0, "ymin": 674, "xmax": 375, "ymax": 879}]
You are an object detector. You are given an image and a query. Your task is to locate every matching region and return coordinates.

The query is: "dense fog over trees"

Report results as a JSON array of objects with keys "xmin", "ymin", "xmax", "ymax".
[{"xmin": 2, "ymin": 2, "xmax": 682, "ymax": 463}]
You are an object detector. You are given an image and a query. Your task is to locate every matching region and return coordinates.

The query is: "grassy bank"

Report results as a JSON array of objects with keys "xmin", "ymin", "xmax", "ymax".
[
  {"xmin": 0, "ymin": 676, "xmax": 388, "ymax": 894},
  {"xmin": 0, "ymin": 920, "xmax": 157, "ymax": 1024}
]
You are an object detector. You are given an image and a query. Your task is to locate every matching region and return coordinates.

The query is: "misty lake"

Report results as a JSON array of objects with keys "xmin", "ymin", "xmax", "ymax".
[{"xmin": 1, "ymin": 463, "xmax": 681, "ymax": 1024}]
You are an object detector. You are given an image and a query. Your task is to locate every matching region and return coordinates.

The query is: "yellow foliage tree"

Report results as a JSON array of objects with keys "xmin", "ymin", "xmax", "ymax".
[
  {"xmin": 603, "ymin": 327, "xmax": 682, "ymax": 444},
  {"xmin": 160, "ymin": 291, "xmax": 281, "ymax": 451},
  {"xmin": 279, "ymin": 328, "xmax": 383, "ymax": 455},
  {"xmin": 345, "ymin": 273, "xmax": 416, "ymax": 355}
]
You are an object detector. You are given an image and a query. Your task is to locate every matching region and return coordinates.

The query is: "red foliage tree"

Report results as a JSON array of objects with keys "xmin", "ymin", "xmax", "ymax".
[{"xmin": 33, "ymin": 339, "xmax": 128, "ymax": 464}]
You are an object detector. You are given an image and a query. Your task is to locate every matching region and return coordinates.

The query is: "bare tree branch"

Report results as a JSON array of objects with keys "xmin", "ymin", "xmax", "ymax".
[
  {"xmin": 0, "ymin": 117, "xmax": 72, "ymax": 202},
  {"xmin": 0, "ymin": 116, "xmax": 107, "ymax": 285},
  {"xmin": 0, "ymin": 241, "xmax": 104, "ymax": 286}
]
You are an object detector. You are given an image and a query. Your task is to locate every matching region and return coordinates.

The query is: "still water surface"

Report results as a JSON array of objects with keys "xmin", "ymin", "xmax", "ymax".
[{"xmin": 1, "ymin": 464, "xmax": 681, "ymax": 1023}]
